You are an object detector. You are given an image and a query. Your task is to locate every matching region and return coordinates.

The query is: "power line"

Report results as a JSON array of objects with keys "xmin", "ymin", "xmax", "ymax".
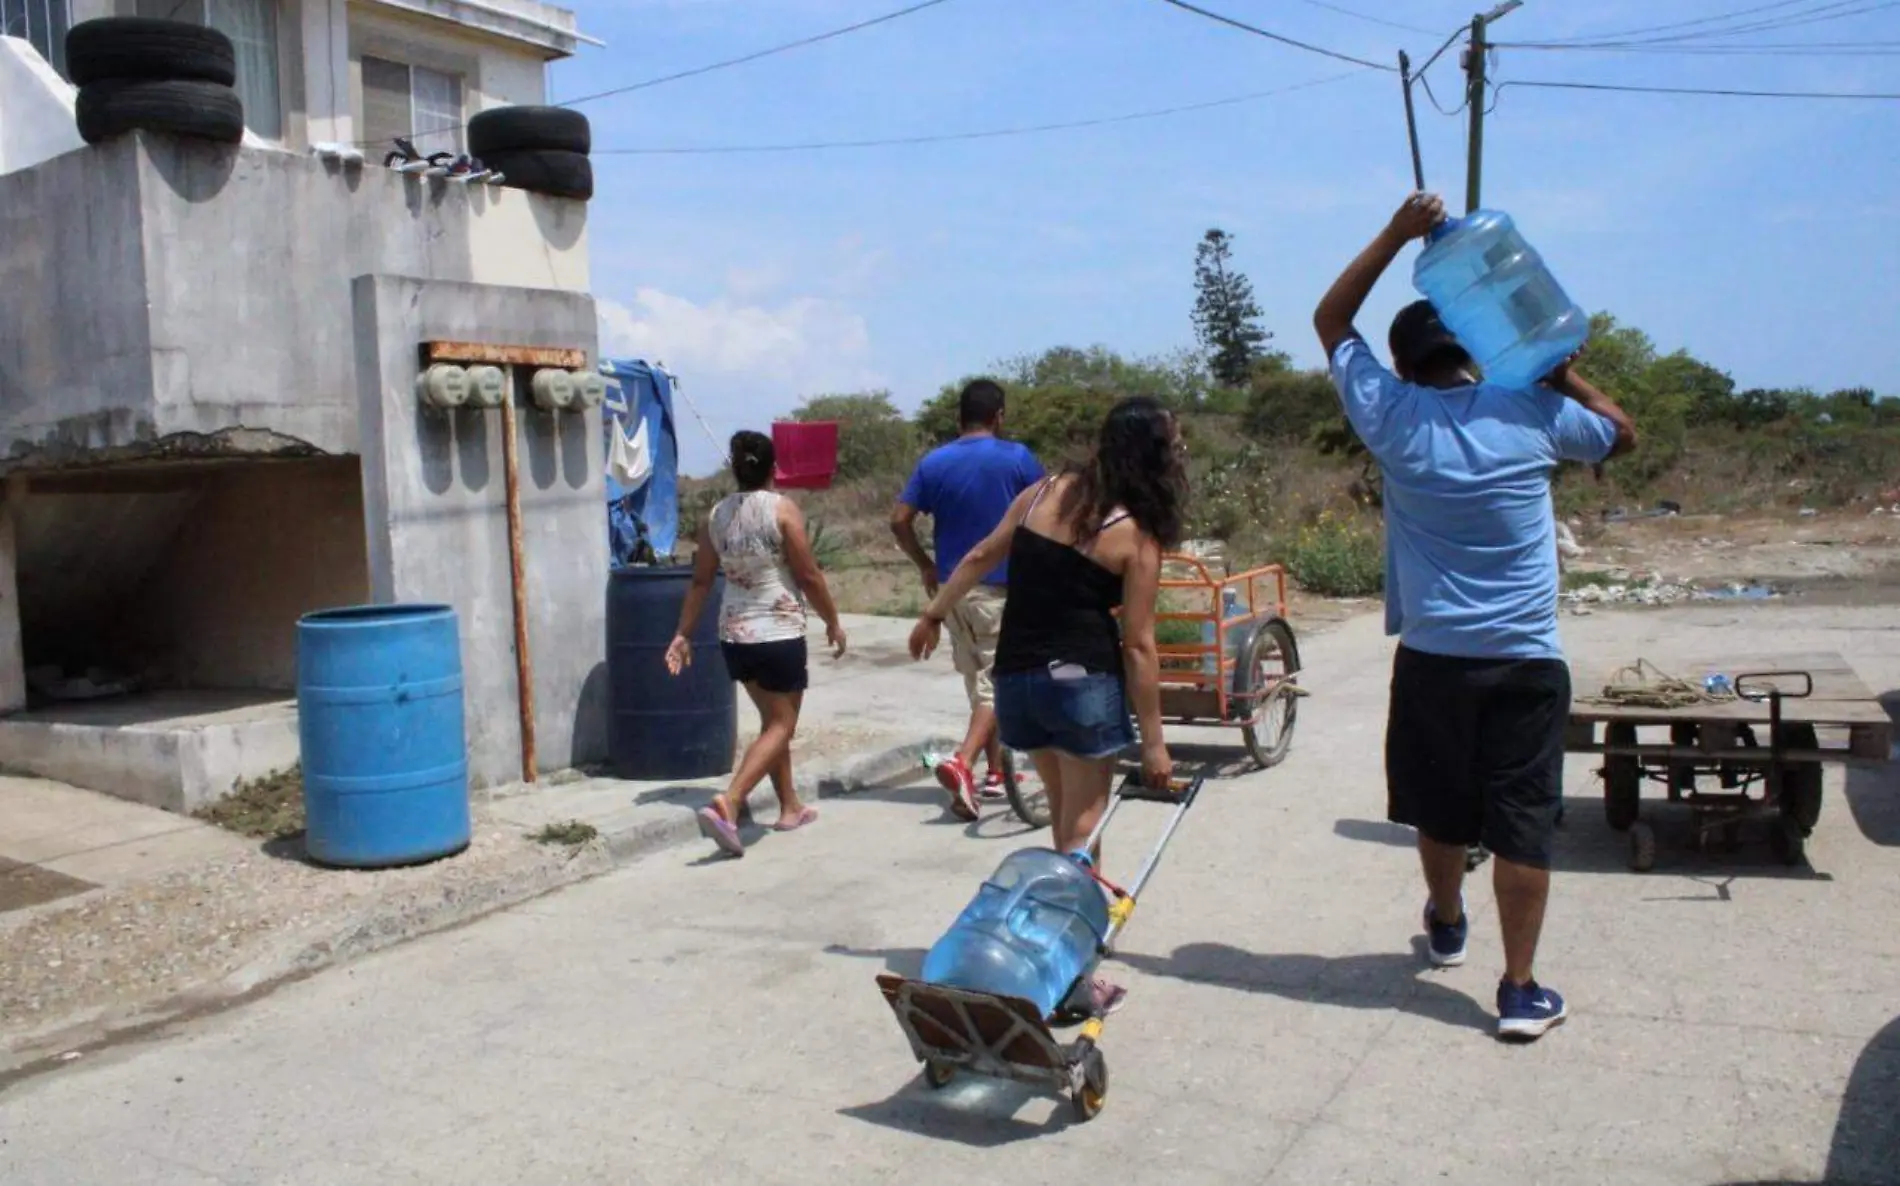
[
  {"xmin": 1148, "ymin": 0, "xmax": 1398, "ymax": 71},
  {"xmin": 1532, "ymin": 0, "xmax": 1817, "ymax": 45},
  {"xmin": 1285, "ymin": 0, "xmax": 1437, "ymax": 36},
  {"xmin": 1494, "ymin": 38, "xmax": 1900, "ymax": 55},
  {"xmin": 358, "ymin": 0, "xmax": 958, "ymax": 148},
  {"xmin": 595, "ymin": 70, "xmax": 1369, "ymax": 155},
  {"xmin": 1500, "ymin": 78, "xmax": 1900, "ymax": 100},
  {"xmin": 558, "ymin": 0, "xmax": 959, "ymax": 108},
  {"xmin": 1572, "ymin": 0, "xmax": 1900, "ymax": 48}
]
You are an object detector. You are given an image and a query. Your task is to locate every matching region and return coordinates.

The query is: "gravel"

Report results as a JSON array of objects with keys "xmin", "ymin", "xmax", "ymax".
[{"xmin": 0, "ymin": 815, "xmax": 605, "ymax": 1065}]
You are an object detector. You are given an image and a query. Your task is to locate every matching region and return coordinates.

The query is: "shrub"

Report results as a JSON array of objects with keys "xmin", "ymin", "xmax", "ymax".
[{"xmin": 1277, "ymin": 512, "xmax": 1384, "ymax": 598}]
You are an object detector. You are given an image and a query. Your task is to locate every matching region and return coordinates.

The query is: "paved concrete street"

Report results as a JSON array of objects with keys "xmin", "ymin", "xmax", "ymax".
[{"xmin": 1, "ymin": 602, "xmax": 1896, "ymax": 1185}]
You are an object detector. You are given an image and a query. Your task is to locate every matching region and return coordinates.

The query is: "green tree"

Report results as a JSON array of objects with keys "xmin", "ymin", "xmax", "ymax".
[
  {"xmin": 1576, "ymin": 312, "xmax": 1685, "ymax": 487},
  {"xmin": 1242, "ymin": 353, "xmax": 1339, "ymax": 445},
  {"xmin": 917, "ymin": 346, "xmax": 1212, "ymax": 457},
  {"xmin": 1192, "ymin": 229, "xmax": 1270, "ymax": 388},
  {"xmin": 1649, "ymin": 351, "xmax": 1735, "ymax": 429},
  {"xmin": 791, "ymin": 390, "xmax": 918, "ymax": 482}
]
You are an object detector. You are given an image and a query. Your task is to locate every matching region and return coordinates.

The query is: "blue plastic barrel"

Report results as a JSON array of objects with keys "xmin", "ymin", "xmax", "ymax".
[
  {"xmin": 296, "ymin": 604, "xmax": 470, "ymax": 868},
  {"xmin": 608, "ymin": 566, "xmax": 736, "ymax": 780},
  {"xmin": 1412, "ymin": 209, "xmax": 1589, "ymax": 391}
]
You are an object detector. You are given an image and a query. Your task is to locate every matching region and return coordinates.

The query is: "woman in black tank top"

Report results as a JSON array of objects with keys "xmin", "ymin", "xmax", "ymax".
[{"xmin": 910, "ymin": 396, "xmax": 1188, "ymax": 1015}]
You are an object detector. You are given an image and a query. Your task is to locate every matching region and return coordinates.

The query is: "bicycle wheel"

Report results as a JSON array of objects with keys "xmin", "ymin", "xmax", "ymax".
[{"xmin": 999, "ymin": 747, "xmax": 1052, "ymax": 828}]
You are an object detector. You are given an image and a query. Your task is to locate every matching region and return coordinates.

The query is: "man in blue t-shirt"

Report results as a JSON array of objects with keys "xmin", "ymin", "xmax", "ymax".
[
  {"xmin": 891, "ymin": 379, "xmax": 1044, "ymax": 821},
  {"xmin": 1314, "ymin": 191, "xmax": 1637, "ymax": 1042}
]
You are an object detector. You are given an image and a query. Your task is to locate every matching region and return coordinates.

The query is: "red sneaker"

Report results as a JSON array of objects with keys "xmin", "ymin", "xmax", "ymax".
[
  {"xmin": 935, "ymin": 755, "xmax": 979, "ymax": 821},
  {"xmin": 979, "ymin": 769, "xmax": 1011, "ymax": 802}
]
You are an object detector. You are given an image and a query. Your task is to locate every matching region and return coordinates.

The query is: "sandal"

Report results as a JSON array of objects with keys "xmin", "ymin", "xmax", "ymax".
[
  {"xmin": 696, "ymin": 802, "xmax": 744, "ymax": 857},
  {"xmin": 773, "ymin": 806, "xmax": 819, "ymax": 833}
]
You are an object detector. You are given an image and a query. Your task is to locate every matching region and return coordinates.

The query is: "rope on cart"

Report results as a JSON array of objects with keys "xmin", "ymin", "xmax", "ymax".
[{"xmin": 1574, "ymin": 658, "xmax": 1736, "ymax": 710}]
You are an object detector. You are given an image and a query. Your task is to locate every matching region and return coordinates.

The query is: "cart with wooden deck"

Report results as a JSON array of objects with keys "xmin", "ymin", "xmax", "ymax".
[
  {"xmin": 994, "ymin": 556, "xmax": 1303, "ymax": 829},
  {"xmin": 1566, "ymin": 653, "xmax": 1893, "ymax": 871}
]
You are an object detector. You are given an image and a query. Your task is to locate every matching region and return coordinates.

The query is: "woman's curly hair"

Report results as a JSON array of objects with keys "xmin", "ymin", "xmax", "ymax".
[{"xmin": 1056, "ymin": 395, "xmax": 1189, "ymax": 550}]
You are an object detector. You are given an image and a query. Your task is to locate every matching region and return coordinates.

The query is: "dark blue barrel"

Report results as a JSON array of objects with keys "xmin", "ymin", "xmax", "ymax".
[
  {"xmin": 608, "ymin": 566, "xmax": 735, "ymax": 780},
  {"xmin": 296, "ymin": 604, "xmax": 470, "ymax": 868}
]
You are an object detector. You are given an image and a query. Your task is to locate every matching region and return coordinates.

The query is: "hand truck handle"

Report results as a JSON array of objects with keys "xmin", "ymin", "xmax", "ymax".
[
  {"xmin": 1734, "ymin": 671, "xmax": 1813, "ymax": 702},
  {"xmin": 1114, "ymin": 773, "xmax": 1203, "ymax": 807}
]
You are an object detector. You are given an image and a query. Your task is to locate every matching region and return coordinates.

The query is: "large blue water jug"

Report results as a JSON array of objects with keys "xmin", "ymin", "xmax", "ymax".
[
  {"xmin": 1412, "ymin": 210, "xmax": 1589, "ymax": 391},
  {"xmin": 920, "ymin": 848, "xmax": 1112, "ymax": 1018}
]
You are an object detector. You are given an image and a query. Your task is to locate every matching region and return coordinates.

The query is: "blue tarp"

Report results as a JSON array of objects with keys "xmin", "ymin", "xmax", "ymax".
[{"xmin": 601, "ymin": 358, "xmax": 681, "ymax": 564}]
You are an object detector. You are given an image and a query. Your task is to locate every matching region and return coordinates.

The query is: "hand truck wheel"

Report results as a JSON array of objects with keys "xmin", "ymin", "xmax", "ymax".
[{"xmin": 1071, "ymin": 1047, "xmax": 1108, "ymax": 1121}]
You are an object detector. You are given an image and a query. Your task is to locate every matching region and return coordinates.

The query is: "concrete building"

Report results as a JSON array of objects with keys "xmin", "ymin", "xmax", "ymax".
[{"xmin": 0, "ymin": 0, "xmax": 610, "ymax": 812}]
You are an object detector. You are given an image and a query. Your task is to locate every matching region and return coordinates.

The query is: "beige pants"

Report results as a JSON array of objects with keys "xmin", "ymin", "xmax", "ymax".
[{"xmin": 946, "ymin": 585, "xmax": 1006, "ymax": 709}]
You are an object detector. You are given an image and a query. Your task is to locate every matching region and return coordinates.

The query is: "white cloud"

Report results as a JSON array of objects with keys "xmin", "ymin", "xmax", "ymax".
[{"xmin": 597, "ymin": 286, "xmax": 883, "ymax": 476}]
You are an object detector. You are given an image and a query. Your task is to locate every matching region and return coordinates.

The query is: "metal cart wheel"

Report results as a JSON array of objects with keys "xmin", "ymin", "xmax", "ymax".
[
  {"xmin": 1769, "ymin": 815, "xmax": 1806, "ymax": 866},
  {"xmin": 1628, "ymin": 820, "xmax": 1657, "ymax": 873},
  {"xmin": 1239, "ymin": 620, "xmax": 1301, "ymax": 770},
  {"xmin": 998, "ymin": 747, "xmax": 1052, "ymax": 829},
  {"xmin": 1603, "ymin": 723, "xmax": 1641, "ymax": 833},
  {"xmin": 923, "ymin": 1058, "xmax": 957, "ymax": 1090},
  {"xmin": 1071, "ymin": 1048, "xmax": 1109, "ymax": 1122},
  {"xmin": 1776, "ymin": 724, "xmax": 1822, "ymax": 835}
]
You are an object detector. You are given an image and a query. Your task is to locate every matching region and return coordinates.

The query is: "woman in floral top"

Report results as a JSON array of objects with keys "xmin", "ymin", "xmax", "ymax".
[{"xmin": 667, "ymin": 431, "xmax": 847, "ymax": 857}]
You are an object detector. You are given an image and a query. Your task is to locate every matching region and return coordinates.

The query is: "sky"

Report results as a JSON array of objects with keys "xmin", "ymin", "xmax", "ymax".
[{"xmin": 551, "ymin": 0, "xmax": 1900, "ymax": 475}]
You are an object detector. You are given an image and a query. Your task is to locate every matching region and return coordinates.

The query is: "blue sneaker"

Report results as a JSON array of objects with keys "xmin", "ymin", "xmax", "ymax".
[
  {"xmin": 1496, "ymin": 979, "xmax": 1568, "ymax": 1040},
  {"xmin": 1422, "ymin": 897, "xmax": 1467, "ymax": 967}
]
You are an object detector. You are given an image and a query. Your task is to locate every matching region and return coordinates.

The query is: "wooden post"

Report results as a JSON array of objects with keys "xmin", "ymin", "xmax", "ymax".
[{"xmin": 498, "ymin": 381, "xmax": 538, "ymax": 783}]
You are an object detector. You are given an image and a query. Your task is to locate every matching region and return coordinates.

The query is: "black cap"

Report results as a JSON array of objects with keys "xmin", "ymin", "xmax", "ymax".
[{"xmin": 1388, "ymin": 300, "xmax": 1468, "ymax": 374}]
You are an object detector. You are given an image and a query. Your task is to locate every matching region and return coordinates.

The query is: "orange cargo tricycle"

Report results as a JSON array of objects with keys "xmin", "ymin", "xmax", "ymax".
[{"xmin": 995, "ymin": 554, "xmax": 1303, "ymax": 828}]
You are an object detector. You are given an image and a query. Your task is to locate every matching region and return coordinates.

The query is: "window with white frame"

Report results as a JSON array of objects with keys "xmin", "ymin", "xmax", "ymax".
[
  {"xmin": 2, "ymin": 0, "xmax": 71, "ymax": 77},
  {"xmin": 361, "ymin": 55, "xmax": 464, "ymax": 157},
  {"xmin": 135, "ymin": 0, "xmax": 282, "ymax": 139}
]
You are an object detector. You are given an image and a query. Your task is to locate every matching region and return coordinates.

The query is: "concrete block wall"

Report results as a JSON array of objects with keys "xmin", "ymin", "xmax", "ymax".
[
  {"xmin": 0, "ymin": 134, "xmax": 589, "ymax": 474},
  {"xmin": 353, "ymin": 274, "xmax": 607, "ymax": 790}
]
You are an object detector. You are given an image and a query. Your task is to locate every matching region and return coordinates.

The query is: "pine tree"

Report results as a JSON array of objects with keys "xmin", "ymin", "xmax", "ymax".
[{"xmin": 1192, "ymin": 229, "xmax": 1270, "ymax": 388}]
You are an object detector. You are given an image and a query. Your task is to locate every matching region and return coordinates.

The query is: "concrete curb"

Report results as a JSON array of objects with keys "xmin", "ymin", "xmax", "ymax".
[
  {"xmin": 0, "ymin": 737, "xmax": 957, "ymax": 1082},
  {"xmin": 285, "ymin": 737, "xmax": 959, "ymax": 964}
]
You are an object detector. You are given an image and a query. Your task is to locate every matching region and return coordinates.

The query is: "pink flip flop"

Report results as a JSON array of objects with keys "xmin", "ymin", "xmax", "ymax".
[
  {"xmin": 773, "ymin": 806, "xmax": 820, "ymax": 833},
  {"xmin": 697, "ymin": 805, "xmax": 745, "ymax": 857}
]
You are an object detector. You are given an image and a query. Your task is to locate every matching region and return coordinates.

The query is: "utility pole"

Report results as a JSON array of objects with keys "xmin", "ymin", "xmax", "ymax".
[
  {"xmin": 1463, "ymin": 15, "xmax": 1487, "ymax": 213},
  {"xmin": 1462, "ymin": 0, "xmax": 1522, "ymax": 214}
]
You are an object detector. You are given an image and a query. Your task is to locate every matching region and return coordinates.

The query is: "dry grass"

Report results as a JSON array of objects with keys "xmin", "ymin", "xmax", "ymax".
[{"xmin": 194, "ymin": 766, "xmax": 304, "ymax": 841}]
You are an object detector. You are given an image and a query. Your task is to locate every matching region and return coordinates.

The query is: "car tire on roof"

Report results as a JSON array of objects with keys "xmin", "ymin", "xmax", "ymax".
[
  {"xmin": 65, "ymin": 18, "xmax": 237, "ymax": 88},
  {"xmin": 482, "ymin": 148, "xmax": 594, "ymax": 202},
  {"xmin": 469, "ymin": 105, "xmax": 591, "ymax": 157},
  {"xmin": 75, "ymin": 78, "xmax": 245, "ymax": 146}
]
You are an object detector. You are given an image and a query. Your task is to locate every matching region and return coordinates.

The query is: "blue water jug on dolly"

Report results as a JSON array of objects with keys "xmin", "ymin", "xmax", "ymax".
[
  {"xmin": 920, "ymin": 847, "xmax": 1113, "ymax": 1020},
  {"xmin": 1412, "ymin": 210, "xmax": 1589, "ymax": 391}
]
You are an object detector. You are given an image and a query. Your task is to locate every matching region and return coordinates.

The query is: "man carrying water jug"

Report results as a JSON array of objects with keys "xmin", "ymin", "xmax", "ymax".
[
  {"xmin": 1313, "ymin": 191, "xmax": 1637, "ymax": 1041},
  {"xmin": 892, "ymin": 379, "xmax": 1045, "ymax": 820}
]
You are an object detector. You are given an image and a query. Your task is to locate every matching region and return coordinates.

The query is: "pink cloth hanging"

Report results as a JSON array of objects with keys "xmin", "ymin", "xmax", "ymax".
[{"xmin": 772, "ymin": 421, "xmax": 839, "ymax": 490}]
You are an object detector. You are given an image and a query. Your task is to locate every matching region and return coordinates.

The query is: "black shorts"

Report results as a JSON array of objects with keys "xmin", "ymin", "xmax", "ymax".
[
  {"xmin": 1385, "ymin": 644, "xmax": 1571, "ymax": 869},
  {"xmin": 720, "ymin": 638, "xmax": 808, "ymax": 694}
]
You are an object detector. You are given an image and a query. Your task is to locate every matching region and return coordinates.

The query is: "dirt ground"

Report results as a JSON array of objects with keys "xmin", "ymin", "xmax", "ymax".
[{"xmin": 1572, "ymin": 508, "xmax": 1900, "ymax": 605}]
